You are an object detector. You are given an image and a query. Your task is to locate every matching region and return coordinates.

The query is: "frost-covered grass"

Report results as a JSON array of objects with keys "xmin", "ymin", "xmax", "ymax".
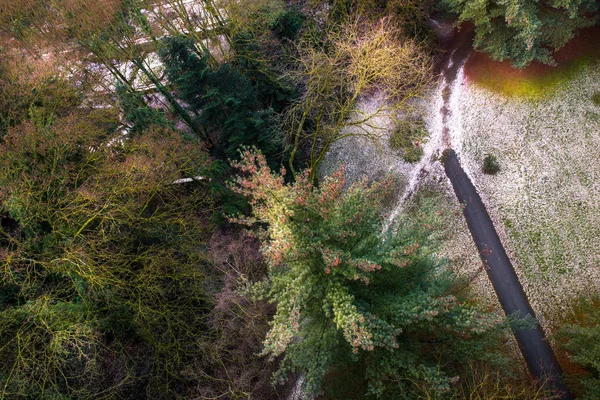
[
  {"xmin": 453, "ymin": 59, "xmax": 600, "ymax": 328},
  {"xmin": 318, "ymin": 95, "xmax": 427, "ymax": 199}
]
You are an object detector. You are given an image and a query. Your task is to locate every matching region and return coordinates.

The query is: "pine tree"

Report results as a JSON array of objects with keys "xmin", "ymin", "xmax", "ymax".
[
  {"xmin": 158, "ymin": 36, "xmax": 285, "ymax": 166},
  {"xmin": 116, "ymin": 83, "xmax": 172, "ymax": 134},
  {"xmin": 231, "ymin": 150, "xmax": 502, "ymax": 397}
]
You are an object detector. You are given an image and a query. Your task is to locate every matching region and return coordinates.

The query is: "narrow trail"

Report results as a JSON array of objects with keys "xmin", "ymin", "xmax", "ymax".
[
  {"xmin": 384, "ymin": 23, "xmax": 475, "ymax": 227},
  {"xmin": 438, "ymin": 27, "xmax": 573, "ymax": 400}
]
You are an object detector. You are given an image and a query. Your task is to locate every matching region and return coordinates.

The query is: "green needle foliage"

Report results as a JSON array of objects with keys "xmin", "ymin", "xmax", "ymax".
[
  {"xmin": 442, "ymin": 0, "xmax": 599, "ymax": 68},
  {"xmin": 116, "ymin": 83, "xmax": 172, "ymax": 135},
  {"xmin": 231, "ymin": 150, "xmax": 504, "ymax": 398},
  {"xmin": 158, "ymin": 35, "xmax": 287, "ymax": 167},
  {"xmin": 556, "ymin": 298, "xmax": 600, "ymax": 399},
  {"xmin": 483, "ymin": 153, "xmax": 501, "ymax": 174}
]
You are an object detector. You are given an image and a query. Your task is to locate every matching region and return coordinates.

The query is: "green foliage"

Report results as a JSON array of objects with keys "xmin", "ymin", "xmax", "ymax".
[
  {"xmin": 483, "ymin": 153, "xmax": 501, "ymax": 174},
  {"xmin": 390, "ymin": 119, "xmax": 427, "ymax": 163},
  {"xmin": 404, "ymin": 146, "xmax": 424, "ymax": 164},
  {"xmin": 269, "ymin": 9, "xmax": 305, "ymax": 39},
  {"xmin": 158, "ymin": 35, "xmax": 287, "ymax": 167},
  {"xmin": 230, "ymin": 31, "xmax": 299, "ymax": 112},
  {"xmin": 556, "ymin": 298, "xmax": 600, "ymax": 399},
  {"xmin": 442, "ymin": 0, "xmax": 600, "ymax": 68},
  {"xmin": 116, "ymin": 83, "xmax": 172, "ymax": 134},
  {"xmin": 592, "ymin": 92, "xmax": 600, "ymax": 106},
  {"xmin": 231, "ymin": 150, "xmax": 503, "ymax": 398}
]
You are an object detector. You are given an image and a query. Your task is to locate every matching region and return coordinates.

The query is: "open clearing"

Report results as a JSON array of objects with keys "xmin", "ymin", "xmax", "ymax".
[{"xmin": 452, "ymin": 59, "xmax": 600, "ymax": 328}]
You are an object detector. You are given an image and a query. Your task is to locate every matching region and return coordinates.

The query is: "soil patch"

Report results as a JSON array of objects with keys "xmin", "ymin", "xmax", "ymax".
[{"xmin": 464, "ymin": 25, "xmax": 600, "ymax": 97}]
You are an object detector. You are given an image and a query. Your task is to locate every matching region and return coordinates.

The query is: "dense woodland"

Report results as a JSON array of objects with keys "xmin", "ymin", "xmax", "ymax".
[{"xmin": 0, "ymin": 0, "xmax": 599, "ymax": 398}]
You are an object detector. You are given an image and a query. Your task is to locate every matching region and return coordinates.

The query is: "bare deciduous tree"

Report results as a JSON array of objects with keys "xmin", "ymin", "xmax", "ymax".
[{"xmin": 286, "ymin": 17, "xmax": 434, "ymax": 180}]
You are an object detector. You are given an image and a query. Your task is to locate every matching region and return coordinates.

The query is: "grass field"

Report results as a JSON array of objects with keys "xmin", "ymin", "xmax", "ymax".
[{"xmin": 453, "ymin": 58, "xmax": 600, "ymax": 328}]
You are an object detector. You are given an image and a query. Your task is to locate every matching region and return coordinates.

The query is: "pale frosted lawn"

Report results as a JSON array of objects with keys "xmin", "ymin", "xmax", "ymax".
[{"xmin": 452, "ymin": 61, "xmax": 600, "ymax": 328}]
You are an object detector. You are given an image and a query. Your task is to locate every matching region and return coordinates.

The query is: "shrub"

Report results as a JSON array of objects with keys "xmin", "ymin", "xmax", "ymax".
[
  {"xmin": 556, "ymin": 297, "xmax": 600, "ymax": 399},
  {"xmin": 404, "ymin": 145, "xmax": 424, "ymax": 163},
  {"xmin": 390, "ymin": 119, "xmax": 427, "ymax": 163},
  {"xmin": 592, "ymin": 93, "xmax": 600, "ymax": 106},
  {"xmin": 483, "ymin": 154, "xmax": 500, "ymax": 174},
  {"xmin": 270, "ymin": 9, "xmax": 305, "ymax": 39}
]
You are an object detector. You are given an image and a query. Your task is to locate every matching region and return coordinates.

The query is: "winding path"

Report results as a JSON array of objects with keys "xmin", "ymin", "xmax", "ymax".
[{"xmin": 439, "ymin": 27, "xmax": 573, "ymax": 400}]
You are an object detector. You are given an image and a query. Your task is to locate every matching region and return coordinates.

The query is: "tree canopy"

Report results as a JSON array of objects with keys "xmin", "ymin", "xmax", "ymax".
[
  {"xmin": 0, "ymin": 108, "xmax": 215, "ymax": 397},
  {"xmin": 158, "ymin": 35, "xmax": 292, "ymax": 167},
  {"xmin": 443, "ymin": 0, "xmax": 599, "ymax": 67},
  {"xmin": 231, "ymin": 150, "xmax": 504, "ymax": 398},
  {"xmin": 1, "ymin": 0, "xmax": 588, "ymax": 398}
]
